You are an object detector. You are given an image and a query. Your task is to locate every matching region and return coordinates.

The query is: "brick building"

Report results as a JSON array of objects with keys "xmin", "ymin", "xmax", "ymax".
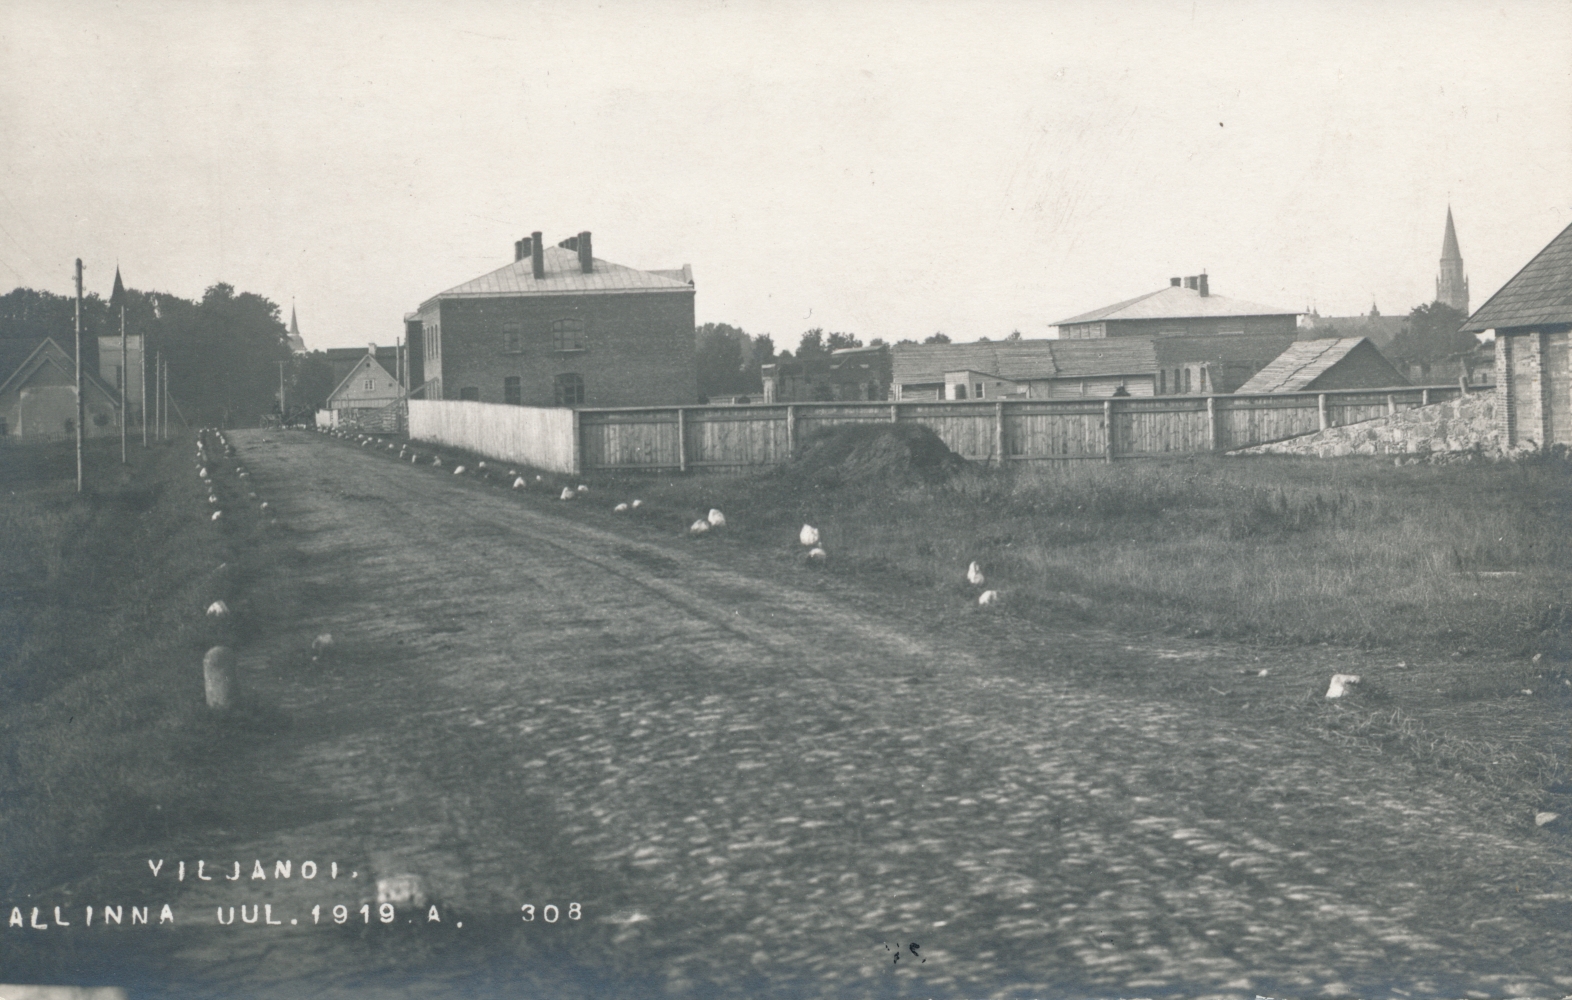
[
  {"xmin": 413, "ymin": 231, "xmax": 697, "ymax": 407},
  {"xmin": 1462, "ymin": 220, "xmax": 1572, "ymax": 449},
  {"xmin": 1053, "ymin": 274, "xmax": 1298, "ymax": 340}
]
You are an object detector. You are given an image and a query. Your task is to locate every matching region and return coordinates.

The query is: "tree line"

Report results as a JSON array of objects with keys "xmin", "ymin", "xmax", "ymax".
[{"xmin": 0, "ymin": 283, "xmax": 292, "ymax": 427}]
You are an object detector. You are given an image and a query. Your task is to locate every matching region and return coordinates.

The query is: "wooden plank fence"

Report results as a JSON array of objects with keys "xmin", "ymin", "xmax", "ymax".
[{"xmin": 409, "ymin": 386, "xmax": 1474, "ymax": 475}]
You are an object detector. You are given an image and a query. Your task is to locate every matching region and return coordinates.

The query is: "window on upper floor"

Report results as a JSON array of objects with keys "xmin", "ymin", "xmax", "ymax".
[
  {"xmin": 503, "ymin": 324, "xmax": 523, "ymax": 353},
  {"xmin": 364, "ymin": 378, "xmax": 375, "ymax": 391},
  {"xmin": 554, "ymin": 373, "xmax": 584, "ymax": 406},
  {"xmin": 552, "ymin": 318, "xmax": 585, "ymax": 352}
]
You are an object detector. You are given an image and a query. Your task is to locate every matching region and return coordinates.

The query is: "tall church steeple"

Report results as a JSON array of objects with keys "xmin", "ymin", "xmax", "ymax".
[
  {"xmin": 1436, "ymin": 206, "xmax": 1469, "ymax": 315},
  {"xmin": 285, "ymin": 304, "xmax": 307, "ymax": 353}
]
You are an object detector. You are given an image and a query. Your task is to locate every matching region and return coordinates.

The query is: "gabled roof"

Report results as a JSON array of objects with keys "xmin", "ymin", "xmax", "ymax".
[
  {"xmin": 1461, "ymin": 221, "xmax": 1572, "ymax": 333},
  {"xmin": 422, "ymin": 246, "xmax": 694, "ymax": 309},
  {"xmin": 1055, "ymin": 285, "xmax": 1297, "ymax": 326},
  {"xmin": 0, "ymin": 336, "xmax": 117, "ymax": 401},
  {"xmin": 327, "ymin": 351, "xmax": 400, "ymax": 402},
  {"xmin": 1234, "ymin": 337, "xmax": 1389, "ymax": 393}
]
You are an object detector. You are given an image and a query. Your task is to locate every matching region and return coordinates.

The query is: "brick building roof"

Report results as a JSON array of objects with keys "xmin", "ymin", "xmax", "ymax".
[
  {"xmin": 1055, "ymin": 284, "xmax": 1297, "ymax": 326},
  {"xmin": 1461, "ymin": 221, "xmax": 1572, "ymax": 333},
  {"xmin": 423, "ymin": 246, "xmax": 693, "ymax": 308}
]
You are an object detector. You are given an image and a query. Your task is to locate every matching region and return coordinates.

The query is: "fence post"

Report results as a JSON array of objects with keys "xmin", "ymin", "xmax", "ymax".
[
  {"xmin": 1205, "ymin": 395, "xmax": 1218, "ymax": 452},
  {"xmin": 890, "ymin": 403, "xmax": 899, "ymax": 424},
  {"xmin": 995, "ymin": 401, "xmax": 1005, "ymax": 464},
  {"xmin": 677, "ymin": 408, "xmax": 687, "ymax": 473},
  {"xmin": 1421, "ymin": 388, "xmax": 1430, "ymax": 406},
  {"xmin": 1317, "ymin": 393, "xmax": 1328, "ymax": 431},
  {"xmin": 571, "ymin": 408, "xmax": 582, "ymax": 475},
  {"xmin": 1104, "ymin": 398, "xmax": 1115, "ymax": 463},
  {"xmin": 1386, "ymin": 393, "xmax": 1396, "ymax": 416},
  {"xmin": 786, "ymin": 404, "xmax": 796, "ymax": 456}
]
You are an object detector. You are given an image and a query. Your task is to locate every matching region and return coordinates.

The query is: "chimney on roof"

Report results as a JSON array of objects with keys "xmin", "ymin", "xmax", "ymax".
[
  {"xmin": 558, "ymin": 236, "xmax": 578, "ymax": 250},
  {"xmin": 531, "ymin": 231, "xmax": 545, "ymax": 280},
  {"xmin": 1184, "ymin": 276, "xmax": 1199, "ymax": 290},
  {"xmin": 1198, "ymin": 273, "xmax": 1209, "ymax": 297},
  {"xmin": 578, "ymin": 231, "xmax": 593, "ymax": 273},
  {"xmin": 1170, "ymin": 277, "xmax": 1182, "ymax": 287},
  {"xmin": 515, "ymin": 237, "xmax": 530, "ymax": 262}
]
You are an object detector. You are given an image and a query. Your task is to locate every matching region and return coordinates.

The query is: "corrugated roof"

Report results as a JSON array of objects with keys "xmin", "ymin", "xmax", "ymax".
[
  {"xmin": 424, "ymin": 246, "xmax": 694, "ymax": 308},
  {"xmin": 1046, "ymin": 338, "xmax": 1157, "ymax": 377},
  {"xmin": 1235, "ymin": 337, "xmax": 1370, "ymax": 393},
  {"xmin": 1461, "ymin": 221, "xmax": 1572, "ymax": 333},
  {"xmin": 892, "ymin": 342, "xmax": 1058, "ymax": 384},
  {"xmin": 1055, "ymin": 285, "xmax": 1297, "ymax": 326}
]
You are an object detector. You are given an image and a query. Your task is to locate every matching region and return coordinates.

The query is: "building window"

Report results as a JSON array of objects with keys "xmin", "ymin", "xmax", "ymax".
[
  {"xmin": 459, "ymin": 386, "xmax": 480, "ymax": 401},
  {"xmin": 364, "ymin": 378, "xmax": 375, "ymax": 390},
  {"xmin": 554, "ymin": 373, "xmax": 584, "ymax": 406},
  {"xmin": 1183, "ymin": 368, "xmax": 1191, "ymax": 394},
  {"xmin": 952, "ymin": 384, "xmax": 966, "ymax": 400},
  {"xmin": 1158, "ymin": 370, "xmax": 1166, "ymax": 394},
  {"xmin": 552, "ymin": 318, "xmax": 585, "ymax": 352},
  {"xmin": 503, "ymin": 324, "xmax": 523, "ymax": 353},
  {"xmin": 504, "ymin": 376, "xmax": 522, "ymax": 405},
  {"xmin": 975, "ymin": 383, "xmax": 984, "ymax": 398}
]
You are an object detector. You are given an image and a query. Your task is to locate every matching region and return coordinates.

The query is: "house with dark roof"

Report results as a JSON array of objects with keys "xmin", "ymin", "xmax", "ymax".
[
  {"xmin": 414, "ymin": 230, "xmax": 697, "ymax": 407},
  {"xmin": 1053, "ymin": 274, "xmax": 1299, "ymax": 340},
  {"xmin": 0, "ymin": 336, "xmax": 121, "ymax": 441},
  {"xmin": 762, "ymin": 345, "xmax": 892, "ymax": 403},
  {"xmin": 1462, "ymin": 220, "xmax": 1572, "ymax": 449},
  {"xmin": 1235, "ymin": 337, "xmax": 1409, "ymax": 394},
  {"xmin": 891, "ymin": 339, "xmax": 1157, "ymax": 401}
]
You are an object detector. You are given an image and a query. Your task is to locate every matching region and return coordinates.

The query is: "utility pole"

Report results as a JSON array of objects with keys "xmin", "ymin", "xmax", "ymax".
[
  {"xmin": 155, "ymin": 351, "xmax": 162, "ymax": 442},
  {"xmin": 119, "ymin": 297, "xmax": 128, "ymax": 464},
  {"xmin": 141, "ymin": 329, "xmax": 149, "ymax": 449},
  {"xmin": 74, "ymin": 258, "xmax": 84, "ymax": 493},
  {"xmin": 278, "ymin": 360, "xmax": 288, "ymax": 424}
]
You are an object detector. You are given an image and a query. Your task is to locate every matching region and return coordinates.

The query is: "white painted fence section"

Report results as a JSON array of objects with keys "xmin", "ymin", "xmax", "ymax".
[
  {"xmin": 314, "ymin": 409, "xmax": 339, "ymax": 429},
  {"xmin": 407, "ymin": 400, "xmax": 579, "ymax": 474}
]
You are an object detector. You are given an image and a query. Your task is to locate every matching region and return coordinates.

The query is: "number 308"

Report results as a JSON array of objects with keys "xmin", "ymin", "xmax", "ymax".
[{"xmin": 521, "ymin": 903, "xmax": 581, "ymax": 922}]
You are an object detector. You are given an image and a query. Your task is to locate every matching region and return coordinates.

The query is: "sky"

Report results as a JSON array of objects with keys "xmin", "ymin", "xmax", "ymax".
[{"xmin": 2, "ymin": 0, "xmax": 1569, "ymax": 351}]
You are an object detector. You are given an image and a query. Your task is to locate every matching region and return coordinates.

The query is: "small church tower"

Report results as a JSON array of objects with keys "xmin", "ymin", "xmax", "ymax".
[
  {"xmin": 285, "ymin": 305, "xmax": 307, "ymax": 353},
  {"xmin": 1435, "ymin": 207, "xmax": 1469, "ymax": 315}
]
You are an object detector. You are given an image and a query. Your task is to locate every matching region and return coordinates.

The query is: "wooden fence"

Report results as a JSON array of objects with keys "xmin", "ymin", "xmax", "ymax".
[
  {"xmin": 409, "ymin": 386, "xmax": 1475, "ymax": 475},
  {"xmin": 408, "ymin": 400, "xmax": 579, "ymax": 474}
]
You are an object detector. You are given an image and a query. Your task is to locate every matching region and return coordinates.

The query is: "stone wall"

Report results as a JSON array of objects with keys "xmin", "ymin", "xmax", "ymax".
[{"xmin": 1228, "ymin": 393, "xmax": 1507, "ymax": 459}]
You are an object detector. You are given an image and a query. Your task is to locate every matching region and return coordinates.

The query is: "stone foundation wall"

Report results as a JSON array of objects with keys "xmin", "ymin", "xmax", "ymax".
[{"xmin": 1228, "ymin": 393, "xmax": 1507, "ymax": 459}]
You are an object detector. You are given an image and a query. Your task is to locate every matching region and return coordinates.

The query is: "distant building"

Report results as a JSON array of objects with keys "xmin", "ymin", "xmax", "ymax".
[
  {"xmin": 414, "ymin": 230, "xmax": 698, "ymax": 407},
  {"xmin": 96, "ymin": 332, "xmax": 145, "ymax": 423},
  {"xmin": 762, "ymin": 345, "xmax": 892, "ymax": 403},
  {"xmin": 1297, "ymin": 303, "xmax": 1409, "ymax": 349},
  {"xmin": 1235, "ymin": 337, "xmax": 1409, "ymax": 394},
  {"xmin": 324, "ymin": 344, "xmax": 405, "ymax": 432},
  {"xmin": 1053, "ymin": 274, "xmax": 1299, "ymax": 340},
  {"xmin": 0, "ymin": 336, "xmax": 121, "ymax": 441},
  {"xmin": 891, "ymin": 340, "xmax": 1156, "ymax": 400},
  {"xmin": 285, "ymin": 306, "xmax": 308, "ymax": 353},
  {"xmin": 1462, "ymin": 220, "xmax": 1572, "ymax": 449},
  {"xmin": 323, "ymin": 345, "xmax": 402, "ymax": 393},
  {"xmin": 1436, "ymin": 207, "xmax": 1470, "ymax": 315}
]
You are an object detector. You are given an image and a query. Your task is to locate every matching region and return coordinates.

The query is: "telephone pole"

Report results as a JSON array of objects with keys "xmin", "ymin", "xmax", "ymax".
[
  {"xmin": 74, "ymin": 258, "xmax": 84, "ymax": 493},
  {"xmin": 119, "ymin": 298, "xmax": 128, "ymax": 464},
  {"xmin": 278, "ymin": 360, "xmax": 288, "ymax": 424}
]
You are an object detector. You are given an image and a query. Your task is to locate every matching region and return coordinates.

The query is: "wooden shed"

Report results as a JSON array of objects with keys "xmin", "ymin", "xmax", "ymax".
[
  {"xmin": 1461, "ymin": 221, "xmax": 1572, "ymax": 449},
  {"xmin": 1234, "ymin": 337, "xmax": 1408, "ymax": 394}
]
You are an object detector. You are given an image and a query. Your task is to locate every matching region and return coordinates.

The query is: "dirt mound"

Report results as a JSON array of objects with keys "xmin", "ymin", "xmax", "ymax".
[{"xmin": 787, "ymin": 423, "xmax": 966, "ymax": 485}]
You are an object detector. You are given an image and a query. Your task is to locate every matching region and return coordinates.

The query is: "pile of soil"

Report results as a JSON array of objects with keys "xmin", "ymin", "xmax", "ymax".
[{"xmin": 786, "ymin": 423, "xmax": 967, "ymax": 485}]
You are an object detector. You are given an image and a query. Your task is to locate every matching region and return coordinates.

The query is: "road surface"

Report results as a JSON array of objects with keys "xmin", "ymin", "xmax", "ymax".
[{"xmin": 12, "ymin": 429, "xmax": 1570, "ymax": 999}]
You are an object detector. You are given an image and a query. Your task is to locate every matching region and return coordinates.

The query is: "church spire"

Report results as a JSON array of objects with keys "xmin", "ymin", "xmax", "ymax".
[
  {"xmin": 1436, "ymin": 206, "xmax": 1469, "ymax": 314},
  {"xmin": 285, "ymin": 303, "xmax": 307, "ymax": 352}
]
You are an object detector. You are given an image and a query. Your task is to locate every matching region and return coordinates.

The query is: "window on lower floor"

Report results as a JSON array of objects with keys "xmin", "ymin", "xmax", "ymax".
[
  {"xmin": 552, "ymin": 318, "xmax": 585, "ymax": 352},
  {"xmin": 1182, "ymin": 368, "xmax": 1191, "ymax": 394},
  {"xmin": 504, "ymin": 376, "xmax": 522, "ymax": 405},
  {"xmin": 554, "ymin": 373, "xmax": 584, "ymax": 406},
  {"xmin": 459, "ymin": 386, "xmax": 480, "ymax": 401}
]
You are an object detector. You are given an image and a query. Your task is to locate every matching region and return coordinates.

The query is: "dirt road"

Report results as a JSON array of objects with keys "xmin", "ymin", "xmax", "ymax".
[{"xmin": 17, "ymin": 429, "xmax": 1570, "ymax": 998}]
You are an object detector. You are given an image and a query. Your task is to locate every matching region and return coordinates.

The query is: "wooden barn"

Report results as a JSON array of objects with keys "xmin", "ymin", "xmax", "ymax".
[
  {"xmin": 1462, "ymin": 221, "xmax": 1572, "ymax": 449},
  {"xmin": 0, "ymin": 336, "xmax": 121, "ymax": 441},
  {"xmin": 1234, "ymin": 337, "xmax": 1408, "ymax": 394}
]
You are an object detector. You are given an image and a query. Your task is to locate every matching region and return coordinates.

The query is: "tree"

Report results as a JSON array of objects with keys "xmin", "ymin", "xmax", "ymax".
[
  {"xmin": 1006, "ymin": 330, "xmax": 1023, "ymax": 341},
  {"xmin": 694, "ymin": 322, "xmax": 764, "ymax": 400},
  {"xmin": 796, "ymin": 328, "xmax": 827, "ymax": 359},
  {"xmin": 825, "ymin": 331, "xmax": 862, "ymax": 351},
  {"xmin": 924, "ymin": 332, "xmax": 951, "ymax": 345},
  {"xmin": 1389, "ymin": 302, "xmax": 1473, "ymax": 367}
]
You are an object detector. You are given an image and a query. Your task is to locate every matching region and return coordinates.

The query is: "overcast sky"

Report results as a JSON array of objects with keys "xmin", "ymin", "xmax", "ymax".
[{"xmin": 2, "ymin": 0, "xmax": 1569, "ymax": 351}]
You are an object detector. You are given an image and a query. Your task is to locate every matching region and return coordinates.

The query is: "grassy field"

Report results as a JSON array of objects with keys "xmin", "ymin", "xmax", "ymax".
[
  {"xmin": 575, "ymin": 435, "xmax": 1572, "ymax": 664},
  {"xmin": 0, "ymin": 436, "xmax": 289, "ymax": 896}
]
